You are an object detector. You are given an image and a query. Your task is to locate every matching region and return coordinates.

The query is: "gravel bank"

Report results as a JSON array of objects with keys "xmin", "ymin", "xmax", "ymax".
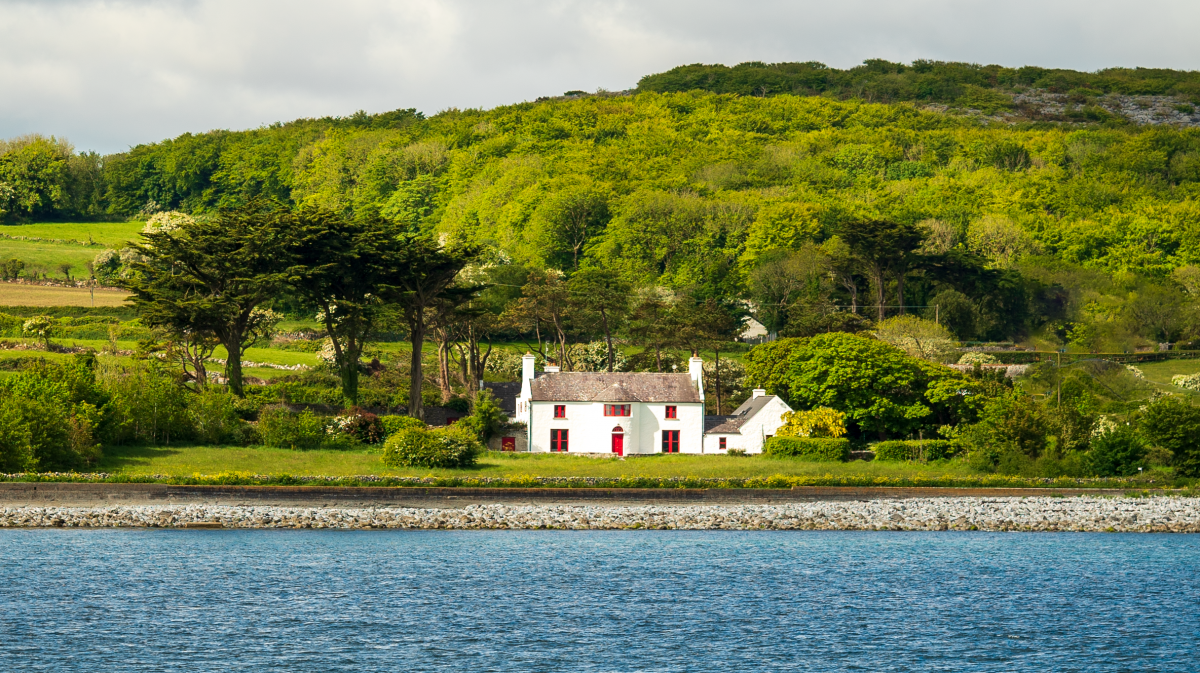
[{"xmin": 3, "ymin": 497, "xmax": 1200, "ymax": 532}]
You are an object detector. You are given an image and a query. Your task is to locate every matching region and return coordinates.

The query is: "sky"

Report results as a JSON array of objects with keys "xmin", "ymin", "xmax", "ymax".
[{"xmin": 2, "ymin": 0, "xmax": 1200, "ymax": 154}]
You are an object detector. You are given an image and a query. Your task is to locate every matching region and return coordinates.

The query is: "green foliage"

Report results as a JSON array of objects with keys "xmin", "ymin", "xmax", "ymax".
[
  {"xmin": 188, "ymin": 389, "xmax": 248, "ymax": 445},
  {"xmin": 458, "ymin": 390, "xmax": 508, "ymax": 444},
  {"xmin": 960, "ymin": 394, "xmax": 1053, "ymax": 473},
  {"xmin": 332, "ymin": 407, "xmax": 385, "ymax": 444},
  {"xmin": 382, "ymin": 425, "xmax": 482, "ymax": 468},
  {"xmin": 1088, "ymin": 424, "xmax": 1147, "ymax": 477},
  {"xmin": 873, "ymin": 440, "xmax": 960, "ymax": 462},
  {"xmin": 99, "ymin": 362, "xmax": 193, "ymax": 445},
  {"xmin": 745, "ymin": 333, "xmax": 973, "ymax": 439},
  {"xmin": 762, "ymin": 436, "xmax": 850, "ymax": 461},
  {"xmin": 0, "ymin": 358, "xmax": 107, "ymax": 470},
  {"xmin": 380, "ymin": 415, "xmax": 425, "ymax": 437},
  {"xmin": 1141, "ymin": 396, "xmax": 1200, "ymax": 477},
  {"xmin": 256, "ymin": 405, "xmax": 329, "ymax": 450}
]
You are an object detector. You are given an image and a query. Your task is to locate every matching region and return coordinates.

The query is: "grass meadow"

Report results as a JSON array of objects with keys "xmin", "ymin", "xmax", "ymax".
[{"xmin": 0, "ymin": 283, "xmax": 130, "ymax": 307}]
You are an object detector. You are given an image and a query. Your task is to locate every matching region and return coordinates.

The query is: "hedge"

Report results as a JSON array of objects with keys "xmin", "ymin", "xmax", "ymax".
[
  {"xmin": 873, "ymin": 440, "xmax": 961, "ymax": 462},
  {"xmin": 763, "ymin": 437, "xmax": 850, "ymax": 462}
]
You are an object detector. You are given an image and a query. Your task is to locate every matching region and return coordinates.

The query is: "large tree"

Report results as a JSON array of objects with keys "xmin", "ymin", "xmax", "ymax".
[
  {"xmin": 568, "ymin": 268, "xmax": 630, "ymax": 372},
  {"xmin": 839, "ymin": 220, "xmax": 926, "ymax": 322},
  {"xmin": 126, "ymin": 201, "xmax": 295, "ymax": 396},
  {"xmin": 291, "ymin": 210, "xmax": 407, "ymax": 406},
  {"xmin": 388, "ymin": 238, "xmax": 479, "ymax": 421}
]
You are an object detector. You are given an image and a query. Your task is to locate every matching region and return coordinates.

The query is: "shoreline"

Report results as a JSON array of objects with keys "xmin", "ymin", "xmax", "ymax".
[{"xmin": 3, "ymin": 497, "xmax": 1199, "ymax": 532}]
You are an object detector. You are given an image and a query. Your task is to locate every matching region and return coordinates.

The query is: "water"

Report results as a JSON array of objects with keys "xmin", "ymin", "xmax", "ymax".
[{"xmin": 1, "ymin": 530, "xmax": 1197, "ymax": 672}]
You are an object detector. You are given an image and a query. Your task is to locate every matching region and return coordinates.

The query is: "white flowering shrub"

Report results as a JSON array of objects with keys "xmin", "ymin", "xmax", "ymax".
[
  {"xmin": 22, "ymin": 315, "xmax": 55, "ymax": 347},
  {"xmin": 142, "ymin": 210, "xmax": 194, "ymax": 235},
  {"xmin": 957, "ymin": 352, "xmax": 1000, "ymax": 366},
  {"xmin": 572, "ymin": 341, "xmax": 628, "ymax": 372},
  {"xmin": 1125, "ymin": 365, "xmax": 1145, "ymax": 379},
  {"xmin": 1172, "ymin": 373, "xmax": 1200, "ymax": 391}
]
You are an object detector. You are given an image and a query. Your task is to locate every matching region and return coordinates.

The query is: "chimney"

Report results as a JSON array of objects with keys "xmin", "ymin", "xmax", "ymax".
[
  {"xmin": 544, "ymin": 364, "xmax": 560, "ymax": 373},
  {"xmin": 521, "ymin": 352, "xmax": 536, "ymax": 383},
  {"xmin": 689, "ymin": 356, "xmax": 703, "ymax": 388},
  {"xmin": 752, "ymin": 388, "xmax": 766, "ymax": 399}
]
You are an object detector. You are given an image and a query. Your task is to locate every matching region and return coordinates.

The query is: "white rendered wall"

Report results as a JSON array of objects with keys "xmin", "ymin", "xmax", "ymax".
[
  {"xmin": 701, "ymin": 397, "xmax": 792, "ymax": 454},
  {"xmin": 528, "ymin": 401, "xmax": 704, "ymax": 453}
]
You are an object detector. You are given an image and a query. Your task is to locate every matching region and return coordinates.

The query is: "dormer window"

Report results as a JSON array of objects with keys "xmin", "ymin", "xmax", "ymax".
[
  {"xmin": 604, "ymin": 404, "xmax": 631, "ymax": 417},
  {"xmin": 665, "ymin": 405, "xmax": 677, "ymax": 419}
]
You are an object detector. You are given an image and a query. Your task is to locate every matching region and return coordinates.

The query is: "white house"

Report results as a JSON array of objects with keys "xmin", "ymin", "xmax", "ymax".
[
  {"xmin": 702, "ymin": 390, "xmax": 793, "ymax": 454},
  {"xmin": 514, "ymin": 353, "xmax": 706, "ymax": 454}
]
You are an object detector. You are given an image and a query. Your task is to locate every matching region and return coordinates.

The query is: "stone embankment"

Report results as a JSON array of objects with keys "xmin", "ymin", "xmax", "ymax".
[{"xmin": 3, "ymin": 497, "xmax": 1199, "ymax": 532}]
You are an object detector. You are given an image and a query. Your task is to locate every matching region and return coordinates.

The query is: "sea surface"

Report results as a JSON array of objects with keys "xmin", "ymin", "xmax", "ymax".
[{"xmin": 1, "ymin": 530, "xmax": 1197, "ymax": 672}]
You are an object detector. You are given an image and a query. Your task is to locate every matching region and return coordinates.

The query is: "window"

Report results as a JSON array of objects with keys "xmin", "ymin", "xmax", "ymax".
[
  {"xmin": 719, "ymin": 437, "xmax": 727, "ymax": 450},
  {"xmin": 551, "ymin": 429, "xmax": 569, "ymax": 452},
  {"xmin": 554, "ymin": 405, "xmax": 566, "ymax": 419},
  {"xmin": 665, "ymin": 405, "xmax": 677, "ymax": 419},
  {"xmin": 661, "ymin": 430, "xmax": 680, "ymax": 453},
  {"xmin": 447, "ymin": 417, "xmax": 459, "ymax": 425},
  {"xmin": 604, "ymin": 404, "xmax": 631, "ymax": 417}
]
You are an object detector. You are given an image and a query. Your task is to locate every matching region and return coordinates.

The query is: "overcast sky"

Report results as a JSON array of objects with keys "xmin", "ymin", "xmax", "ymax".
[{"xmin": 2, "ymin": 0, "xmax": 1199, "ymax": 154}]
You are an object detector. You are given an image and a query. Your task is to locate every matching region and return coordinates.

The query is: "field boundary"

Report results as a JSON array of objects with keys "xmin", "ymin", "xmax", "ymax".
[{"xmin": 0, "ymin": 483, "xmax": 1150, "ymax": 508}]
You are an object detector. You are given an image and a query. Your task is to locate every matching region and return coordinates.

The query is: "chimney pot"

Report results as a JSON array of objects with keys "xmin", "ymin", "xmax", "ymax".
[{"xmin": 752, "ymin": 388, "xmax": 767, "ymax": 398}]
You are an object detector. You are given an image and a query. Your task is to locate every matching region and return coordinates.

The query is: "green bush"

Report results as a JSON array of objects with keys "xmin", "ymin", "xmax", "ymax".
[
  {"xmin": 1088, "ymin": 425, "xmax": 1147, "ymax": 477},
  {"xmin": 381, "ymin": 415, "xmax": 425, "ymax": 437},
  {"xmin": 256, "ymin": 405, "xmax": 329, "ymax": 450},
  {"xmin": 99, "ymin": 362, "xmax": 193, "ymax": 445},
  {"xmin": 0, "ymin": 359, "xmax": 107, "ymax": 470},
  {"xmin": 382, "ymin": 425, "xmax": 482, "ymax": 468},
  {"xmin": 873, "ymin": 440, "xmax": 960, "ymax": 462},
  {"xmin": 960, "ymin": 394, "xmax": 1052, "ymax": 473},
  {"xmin": 763, "ymin": 437, "xmax": 850, "ymax": 462},
  {"xmin": 332, "ymin": 407, "xmax": 385, "ymax": 444},
  {"xmin": 1141, "ymin": 397, "xmax": 1200, "ymax": 477},
  {"xmin": 189, "ymin": 389, "xmax": 248, "ymax": 445}
]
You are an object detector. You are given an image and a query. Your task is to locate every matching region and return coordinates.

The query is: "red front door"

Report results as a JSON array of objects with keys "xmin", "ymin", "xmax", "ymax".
[{"xmin": 611, "ymin": 432, "xmax": 624, "ymax": 456}]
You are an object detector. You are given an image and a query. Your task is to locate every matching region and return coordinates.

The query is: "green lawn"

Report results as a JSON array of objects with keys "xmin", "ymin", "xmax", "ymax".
[
  {"xmin": 1139, "ymin": 359, "xmax": 1200, "ymax": 387},
  {"xmin": 0, "ymin": 221, "xmax": 143, "ymax": 246},
  {"xmin": 0, "ymin": 240, "xmax": 105, "ymax": 278},
  {"xmin": 96, "ymin": 446, "xmax": 981, "ymax": 479}
]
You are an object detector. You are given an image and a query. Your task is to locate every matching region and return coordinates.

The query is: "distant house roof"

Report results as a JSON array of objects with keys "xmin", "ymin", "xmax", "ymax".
[
  {"xmin": 705, "ymin": 395, "xmax": 780, "ymax": 434},
  {"xmin": 530, "ymin": 372, "xmax": 701, "ymax": 403},
  {"xmin": 424, "ymin": 406, "xmax": 466, "ymax": 426},
  {"xmin": 482, "ymin": 382, "xmax": 520, "ymax": 415}
]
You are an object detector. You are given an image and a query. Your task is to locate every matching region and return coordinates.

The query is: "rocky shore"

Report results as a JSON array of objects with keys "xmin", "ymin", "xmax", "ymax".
[{"xmin": 3, "ymin": 497, "xmax": 1200, "ymax": 532}]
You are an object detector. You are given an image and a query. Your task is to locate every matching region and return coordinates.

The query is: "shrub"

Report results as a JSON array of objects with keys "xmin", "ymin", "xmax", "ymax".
[
  {"xmin": 332, "ymin": 407, "xmax": 385, "ymax": 444},
  {"xmin": 0, "ymin": 359, "xmax": 107, "ymax": 470},
  {"xmin": 189, "ymin": 389, "xmax": 247, "ymax": 445},
  {"xmin": 257, "ymin": 405, "xmax": 328, "ymax": 450},
  {"xmin": 763, "ymin": 437, "xmax": 850, "ymax": 462},
  {"xmin": 777, "ymin": 407, "xmax": 847, "ymax": 438},
  {"xmin": 382, "ymin": 425, "xmax": 482, "ymax": 468},
  {"xmin": 960, "ymin": 394, "xmax": 1051, "ymax": 473},
  {"xmin": 1171, "ymin": 373, "xmax": 1200, "ymax": 391},
  {"xmin": 458, "ymin": 390, "xmax": 508, "ymax": 443},
  {"xmin": 1141, "ymin": 397, "xmax": 1200, "ymax": 477},
  {"xmin": 873, "ymin": 440, "xmax": 960, "ymax": 462},
  {"xmin": 1088, "ymin": 424, "xmax": 1147, "ymax": 477},
  {"xmin": 958, "ymin": 352, "xmax": 999, "ymax": 366},
  {"xmin": 99, "ymin": 362, "xmax": 193, "ymax": 445},
  {"xmin": 381, "ymin": 415, "xmax": 425, "ymax": 437}
]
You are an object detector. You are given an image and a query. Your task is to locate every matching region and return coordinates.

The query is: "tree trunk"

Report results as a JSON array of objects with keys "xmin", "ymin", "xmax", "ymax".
[
  {"xmin": 872, "ymin": 267, "xmax": 886, "ymax": 322},
  {"xmin": 341, "ymin": 339, "xmax": 360, "ymax": 407},
  {"xmin": 601, "ymin": 308, "xmax": 614, "ymax": 372},
  {"xmin": 714, "ymin": 348, "xmax": 722, "ymax": 414},
  {"xmin": 896, "ymin": 270, "xmax": 906, "ymax": 316},
  {"xmin": 654, "ymin": 346, "xmax": 662, "ymax": 372},
  {"xmin": 223, "ymin": 336, "xmax": 244, "ymax": 397},
  {"xmin": 408, "ymin": 317, "xmax": 425, "ymax": 421},
  {"xmin": 437, "ymin": 334, "xmax": 452, "ymax": 402}
]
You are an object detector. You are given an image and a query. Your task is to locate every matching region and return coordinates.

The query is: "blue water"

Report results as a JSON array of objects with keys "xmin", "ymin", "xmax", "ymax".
[{"xmin": 1, "ymin": 531, "xmax": 1198, "ymax": 671}]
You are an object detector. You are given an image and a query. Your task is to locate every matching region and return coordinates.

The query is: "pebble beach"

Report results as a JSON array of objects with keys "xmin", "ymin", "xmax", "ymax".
[{"xmin": 4, "ymin": 497, "xmax": 1200, "ymax": 532}]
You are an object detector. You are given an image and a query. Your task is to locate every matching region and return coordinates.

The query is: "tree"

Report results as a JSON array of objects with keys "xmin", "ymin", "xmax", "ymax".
[
  {"xmin": 874, "ymin": 315, "xmax": 958, "ymax": 363},
  {"xmin": 1141, "ymin": 396, "xmax": 1200, "ymax": 477},
  {"xmin": 839, "ymin": 219, "xmax": 926, "ymax": 321},
  {"xmin": 532, "ymin": 180, "xmax": 611, "ymax": 270},
  {"xmin": 291, "ymin": 210, "xmax": 407, "ymax": 406},
  {"xmin": 125, "ymin": 201, "xmax": 295, "ymax": 396},
  {"xmin": 675, "ymin": 296, "xmax": 744, "ymax": 413},
  {"xmin": 568, "ymin": 268, "xmax": 630, "ymax": 372},
  {"xmin": 744, "ymin": 332, "xmax": 958, "ymax": 439},
  {"xmin": 747, "ymin": 244, "xmax": 829, "ymax": 334},
  {"xmin": 625, "ymin": 288, "xmax": 676, "ymax": 371},
  {"xmin": 502, "ymin": 269, "xmax": 574, "ymax": 370},
  {"xmin": 388, "ymin": 238, "xmax": 479, "ymax": 421}
]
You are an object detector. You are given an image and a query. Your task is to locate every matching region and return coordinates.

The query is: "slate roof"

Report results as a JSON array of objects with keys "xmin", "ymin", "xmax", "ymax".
[
  {"xmin": 424, "ymin": 406, "xmax": 466, "ymax": 426},
  {"xmin": 482, "ymin": 381, "xmax": 521, "ymax": 415},
  {"xmin": 705, "ymin": 395, "xmax": 779, "ymax": 434},
  {"xmin": 530, "ymin": 372, "xmax": 701, "ymax": 403}
]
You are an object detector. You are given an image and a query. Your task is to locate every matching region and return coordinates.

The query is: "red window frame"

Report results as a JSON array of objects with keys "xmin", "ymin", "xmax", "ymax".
[
  {"xmin": 553, "ymin": 405, "xmax": 566, "ymax": 419},
  {"xmin": 551, "ymin": 429, "xmax": 569, "ymax": 452},
  {"xmin": 661, "ymin": 430, "xmax": 680, "ymax": 453},
  {"xmin": 604, "ymin": 404, "xmax": 631, "ymax": 417},
  {"xmin": 665, "ymin": 405, "xmax": 677, "ymax": 419},
  {"xmin": 719, "ymin": 437, "xmax": 727, "ymax": 450}
]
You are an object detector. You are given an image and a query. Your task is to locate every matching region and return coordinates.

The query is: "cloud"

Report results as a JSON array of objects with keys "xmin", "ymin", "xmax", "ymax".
[{"xmin": 1, "ymin": 0, "xmax": 1198, "ymax": 153}]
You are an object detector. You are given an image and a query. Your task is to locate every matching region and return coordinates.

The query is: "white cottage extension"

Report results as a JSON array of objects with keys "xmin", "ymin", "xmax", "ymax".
[
  {"xmin": 702, "ymin": 390, "xmax": 793, "ymax": 454},
  {"xmin": 515, "ymin": 353, "xmax": 706, "ymax": 454}
]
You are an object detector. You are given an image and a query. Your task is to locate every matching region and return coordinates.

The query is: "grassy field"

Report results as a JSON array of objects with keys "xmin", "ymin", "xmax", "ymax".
[
  {"xmin": 1139, "ymin": 359, "xmax": 1200, "ymax": 386},
  {"xmin": 0, "ymin": 241, "xmax": 104, "ymax": 278},
  {"xmin": 97, "ymin": 446, "xmax": 981, "ymax": 479},
  {"xmin": 0, "ymin": 283, "xmax": 130, "ymax": 306},
  {"xmin": 0, "ymin": 221, "xmax": 143, "ymax": 246}
]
